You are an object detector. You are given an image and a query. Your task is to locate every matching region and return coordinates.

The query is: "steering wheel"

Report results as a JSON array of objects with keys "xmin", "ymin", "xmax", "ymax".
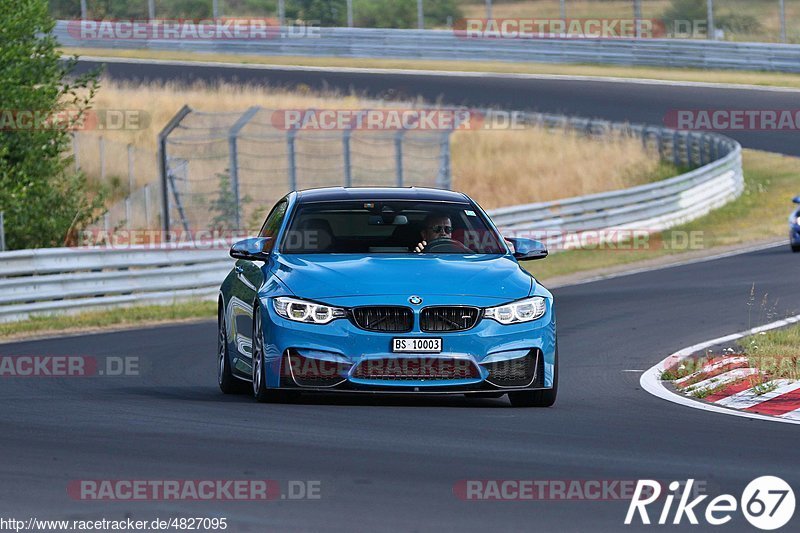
[{"xmin": 423, "ymin": 237, "xmax": 472, "ymax": 253}]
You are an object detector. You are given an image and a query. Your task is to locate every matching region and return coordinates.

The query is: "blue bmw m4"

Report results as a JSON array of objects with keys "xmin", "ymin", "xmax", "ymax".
[{"xmin": 217, "ymin": 187, "xmax": 557, "ymax": 407}]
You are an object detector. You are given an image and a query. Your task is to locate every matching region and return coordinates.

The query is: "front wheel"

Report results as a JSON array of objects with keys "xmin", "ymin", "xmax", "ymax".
[
  {"xmin": 508, "ymin": 346, "xmax": 558, "ymax": 407},
  {"xmin": 792, "ymin": 243, "xmax": 800, "ymax": 253},
  {"xmin": 251, "ymin": 306, "xmax": 295, "ymax": 403}
]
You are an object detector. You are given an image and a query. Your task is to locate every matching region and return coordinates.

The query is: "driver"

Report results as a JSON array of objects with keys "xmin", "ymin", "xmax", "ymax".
[{"xmin": 414, "ymin": 213, "xmax": 453, "ymax": 253}]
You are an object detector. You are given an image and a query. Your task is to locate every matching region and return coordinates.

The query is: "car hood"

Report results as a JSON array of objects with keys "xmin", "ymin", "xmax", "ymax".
[{"xmin": 272, "ymin": 254, "xmax": 533, "ymax": 301}]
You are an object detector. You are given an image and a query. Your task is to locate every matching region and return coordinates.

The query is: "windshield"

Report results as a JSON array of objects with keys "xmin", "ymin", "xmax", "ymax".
[{"xmin": 280, "ymin": 200, "xmax": 506, "ymax": 254}]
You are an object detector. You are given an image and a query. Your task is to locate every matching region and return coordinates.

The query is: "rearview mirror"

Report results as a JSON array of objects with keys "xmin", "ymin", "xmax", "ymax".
[
  {"xmin": 506, "ymin": 238, "xmax": 548, "ymax": 261},
  {"xmin": 793, "ymin": 196, "xmax": 800, "ymax": 204},
  {"xmin": 230, "ymin": 237, "xmax": 272, "ymax": 261}
]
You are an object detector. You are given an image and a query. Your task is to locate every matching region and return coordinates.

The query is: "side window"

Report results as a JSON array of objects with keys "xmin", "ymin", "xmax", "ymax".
[{"xmin": 258, "ymin": 199, "xmax": 289, "ymax": 249}]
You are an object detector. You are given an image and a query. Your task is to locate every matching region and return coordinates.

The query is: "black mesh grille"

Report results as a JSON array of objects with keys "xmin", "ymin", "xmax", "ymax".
[
  {"xmin": 483, "ymin": 351, "xmax": 538, "ymax": 387},
  {"xmin": 352, "ymin": 358, "xmax": 480, "ymax": 380},
  {"xmin": 420, "ymin": 307, "xmax": 481, "ymax": 332},
  {"xmin": 351, "ymin": 307, "xmax": 413, "ymax": 332},
  {"xmin": 284, "ymin": 350, "xmax": 351, "ymax": 387}
]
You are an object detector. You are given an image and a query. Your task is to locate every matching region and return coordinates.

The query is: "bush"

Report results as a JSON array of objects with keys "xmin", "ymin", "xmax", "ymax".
[
  {"xmin": 0, "ymin": 0, "xmax": 102, "ymax": 249},
  {"xmin": 717, "ymin": 13, "xmax": 762, "ymax": 35},
  {"xmin": 354, "ymin": 0, "xmax": 461, "ymax": 28}
]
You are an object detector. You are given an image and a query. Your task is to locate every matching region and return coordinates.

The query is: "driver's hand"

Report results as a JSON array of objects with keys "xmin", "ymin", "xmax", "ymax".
[{"xmin": 414, "ymin": 240, "xmax": 427, "ymax": 253}]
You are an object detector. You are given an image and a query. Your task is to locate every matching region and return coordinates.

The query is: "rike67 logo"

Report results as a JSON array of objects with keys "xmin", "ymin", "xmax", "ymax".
[{"xmin": 626, "ymin": 477, "xmax": 795, "ymax": 530}]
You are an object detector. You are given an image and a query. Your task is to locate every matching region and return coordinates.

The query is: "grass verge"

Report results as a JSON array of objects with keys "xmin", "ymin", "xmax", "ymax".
[
  {"xmin": 0, "ymin": 300, "xmax": 216, "ymax": 341},
  {"xmin": 739, "ymin": 324, "xmax": 800, "ymax": 381},
  {"xmin": 63, "ymin": 47, "xmax": 800, "ymax": 90},
  {"xmin": 528, "ymin": 149, "xmax": 800, "ymax": 281}
]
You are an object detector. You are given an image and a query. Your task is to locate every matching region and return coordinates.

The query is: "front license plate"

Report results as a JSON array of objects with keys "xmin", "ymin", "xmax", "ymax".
[{"xmin": 392, "ymin": 338, "xmax": 442, "ymax": 353}]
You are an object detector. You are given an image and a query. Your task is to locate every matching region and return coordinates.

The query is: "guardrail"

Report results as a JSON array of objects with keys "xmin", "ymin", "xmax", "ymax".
[
  {"xmin": 0, "ymin": 246, "xmax": 230, "ymax": 322},
  {"xmin": 0, "ymin": 110, "xmax": 742, "ymax": 323},
  {"xmin": 54, "ymin": 22, "xmax": 800, "ymax": 73}
]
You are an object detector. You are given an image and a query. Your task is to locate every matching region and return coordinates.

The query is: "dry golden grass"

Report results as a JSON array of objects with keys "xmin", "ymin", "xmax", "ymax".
[
  {"xmin": 77, "ymin": 79, "xmax": 669, "ymax": 220},
  {"xmin": 452, "ymin": 126, "xmax": 663, "ymax": 209}
]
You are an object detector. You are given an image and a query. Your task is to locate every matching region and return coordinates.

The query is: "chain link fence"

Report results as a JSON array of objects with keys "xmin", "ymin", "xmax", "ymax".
[{"xmin": 150, "ymin": 106, "xmax": 453, "ymax": 233}]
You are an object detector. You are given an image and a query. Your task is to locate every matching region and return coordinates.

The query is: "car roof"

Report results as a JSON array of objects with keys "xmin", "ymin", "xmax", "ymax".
[{"xmin": 295, "ymin": 187, "xmax": 470, "ymax": 204}]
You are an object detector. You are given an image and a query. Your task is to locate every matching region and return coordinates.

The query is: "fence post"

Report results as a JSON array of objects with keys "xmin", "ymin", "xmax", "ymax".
[
  {"xmin": 127, "ymin": 143, "xmax": 134, "ymax": 194},
  {"xmin": 437, "ymin": 131, "xmax": 452, "ymax": 190},
  {"xmin": 0, "ymin": 212, "xmax": 5, "ymax": 252},
  {"xmin": 125, "ymin": 197, "xmax": 132, "ymax": 229},
  {"xmin": 144, "ymin": 184, "xmax": 151, "ymax": 228},
  {"xmin": 99, "ymin": 136, "xmax": 105, "ymax": 182},
  {"xmin": 343, "ymin": 126, "xmax": 353, "ymax": 187},
  {"xmin": 287, "ymin": 126, "xmax": 298, "ymax": 191},
  {"xmin": 707, "ymin": 0, "xmax": 716, "ymax": 40},
  {"xmin": 394, "ymin": 129, "xmax": 405, "ymax": 187},
  {"xmin": 779, "ymin": 0, "xmax": 787, "ymax": 43},
  {"xmin": 347, "ymin": 0, "xmax": 353, "ymax": 27},
  {"xmin": 158, "ymin": 105, "xmax": 192, "ymax": 239},
  {"xmin": 228, "ymin": 107, "xmax": 260, "ymax": 230},
  {"xmin": 672, "ymin": 130, "xmax": 681, "ymax": 167}
]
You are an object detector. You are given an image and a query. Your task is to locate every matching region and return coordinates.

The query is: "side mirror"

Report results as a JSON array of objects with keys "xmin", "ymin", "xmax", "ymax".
[
  {"xmin": 793, "ymin": 196, "xmax": 800, "ymax": 204},
  {"xmin": 506, "ymin": 238, "xmax": 548, "ymax": 261},
  {"xmin": 230, "ymin": 237, "xmax": 272, "ymax": 261}
]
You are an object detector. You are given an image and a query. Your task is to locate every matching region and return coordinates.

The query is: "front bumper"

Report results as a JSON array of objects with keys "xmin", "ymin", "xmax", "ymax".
[{"xmin": 258, "ymin": 297, "xmax": 556, "ymax": 393}]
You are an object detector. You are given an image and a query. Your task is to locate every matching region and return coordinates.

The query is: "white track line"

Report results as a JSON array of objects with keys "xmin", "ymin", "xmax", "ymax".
[
  {"xmin": 640, "ymin": 314, "xmax": 800, "ymax": 425},
  {"xmin": 75, "ymin": 55, "xmax": 800, "ymax": 93}
]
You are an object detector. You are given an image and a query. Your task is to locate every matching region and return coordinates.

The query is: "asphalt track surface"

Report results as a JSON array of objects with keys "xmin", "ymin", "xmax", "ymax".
[
  {"xmin": 2, "ymin": 245, "xmax": 798, "ymax": 531},
  {"xmin": 2, "ymin": 61, "xmax": 797, "ymax": 531},
  {"xmin": 72, "ymin": 58, "xmax": 800, "ymax": 156}
]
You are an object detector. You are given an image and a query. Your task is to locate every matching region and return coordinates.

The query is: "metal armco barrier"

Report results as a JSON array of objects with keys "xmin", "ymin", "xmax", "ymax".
[{"xmin": 54, "ymin": 22, "xmax": 800, "ymax": 73}]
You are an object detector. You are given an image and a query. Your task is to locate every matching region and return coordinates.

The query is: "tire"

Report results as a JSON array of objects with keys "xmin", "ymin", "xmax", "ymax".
[
  {"xmin": 251, "ymin": 306, "xmax": 296, "ymax": 403},
  {"xmin": 508, "ymin": 345, "xmax": 558, "ymax": 408},
  {"xmin": 792, "ymin": 243, "xmax": 800, "ymax": 253},
  {"xmin": 218, "ymin": 304, "xmax": 248, "ymax": 394}
]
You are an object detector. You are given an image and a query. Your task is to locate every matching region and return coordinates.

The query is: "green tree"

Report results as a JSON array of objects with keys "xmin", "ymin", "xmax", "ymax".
[
  {"xmin": 209, "ymin": 172, "xmax": 251, "ymax": 230},
  {"xmin": 0, "ymin": 0, "xmax": 102, "ymax": 249}
]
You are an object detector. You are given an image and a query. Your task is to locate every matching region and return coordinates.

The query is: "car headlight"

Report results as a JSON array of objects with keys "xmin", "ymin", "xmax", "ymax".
[
  {"xmin": 484, "ymin": 296, "xmax": 547, "ymax": 324},
  {"xmin": 272, "ymin": 297, "xmax": 347, "ymax": 324}
]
